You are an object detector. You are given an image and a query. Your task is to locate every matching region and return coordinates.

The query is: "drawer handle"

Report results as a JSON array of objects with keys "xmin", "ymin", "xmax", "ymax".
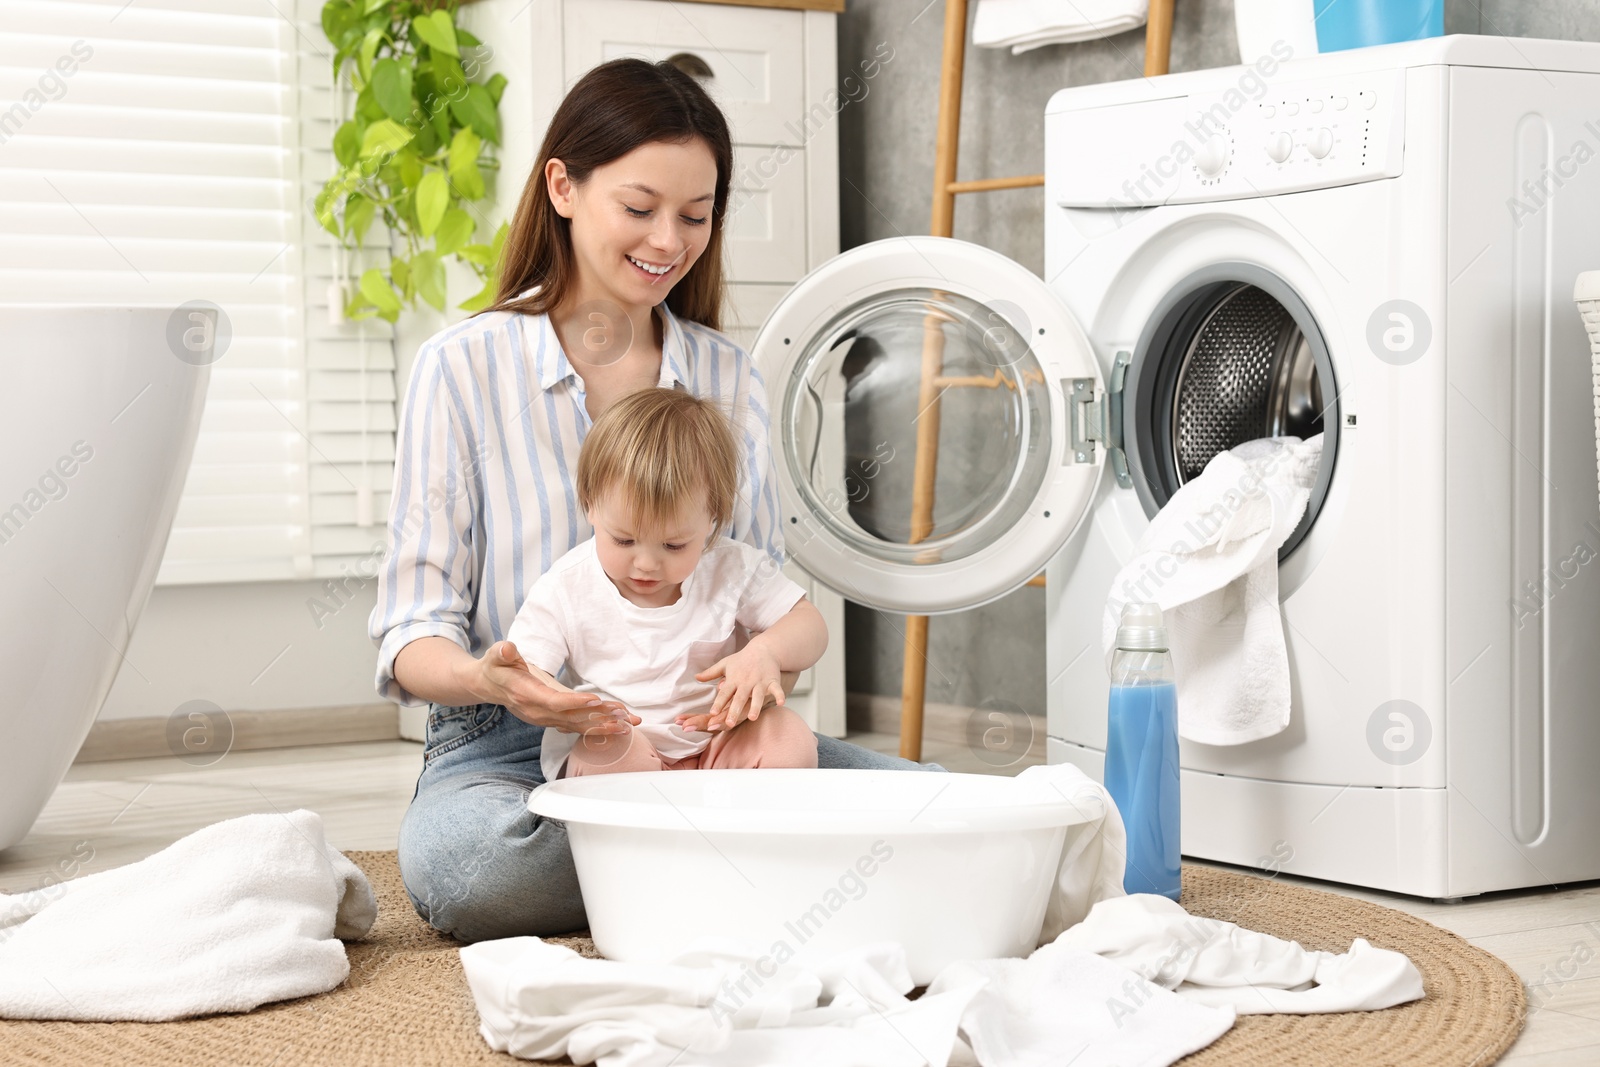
[{"xmin": 665, "ymin": 51, "xmax": 713, "ymax": 81}]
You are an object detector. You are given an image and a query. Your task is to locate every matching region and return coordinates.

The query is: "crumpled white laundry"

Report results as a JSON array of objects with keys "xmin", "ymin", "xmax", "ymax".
[
  {"xmin": 1011, "ymin": 762, "xmax": 1127, "ymax": 944},
  {"xmin": 1102, "ymin": 434, "xmax": 1324, "ymax": 745},
  {"xmin": 1057, "ymin": 893, "xmax": 1426, "ymax": 1015},
  {"xmin": 0, "ymin": 809, "xmax": 376, "ymax": 1021},
  {"xmin": 461, "ymin": 932, "xmax": 1233, "ymax": 1067},
  {"xmin": 973, "ymin": 0, "xmax": 1150, "ymax": 54}
]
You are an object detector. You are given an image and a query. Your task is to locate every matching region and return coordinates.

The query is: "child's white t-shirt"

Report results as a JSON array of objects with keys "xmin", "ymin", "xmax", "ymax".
[{"xmin": 505, "ymin": 536, "xmax": 808, "ymax": 781}]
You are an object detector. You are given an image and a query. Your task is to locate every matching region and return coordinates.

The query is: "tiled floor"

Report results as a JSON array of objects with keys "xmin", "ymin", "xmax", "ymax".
[{"xmin": 3, "ymin": 734, "xmax": 1598, "ymax": 1064}]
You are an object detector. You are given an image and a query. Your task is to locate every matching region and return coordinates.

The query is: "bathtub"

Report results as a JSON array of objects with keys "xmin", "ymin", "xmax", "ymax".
[
  {"xmin": 0, "ymin": 306, "xmax": 210, "ymax": 850},
  {"xmin": 529, "ymin": 768, "xmax": 1098, "ymax": 984}
]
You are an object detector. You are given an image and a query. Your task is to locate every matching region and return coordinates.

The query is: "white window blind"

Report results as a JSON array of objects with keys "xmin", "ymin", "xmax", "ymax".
[{"xmin": 0, "ymin": 0, "xmax": 396, "ymax": 585}]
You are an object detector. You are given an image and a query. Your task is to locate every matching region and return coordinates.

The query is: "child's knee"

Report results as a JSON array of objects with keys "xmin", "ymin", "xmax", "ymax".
[
  {"xmin": 759, "ymin": 706, "xmax": 818, "ymax": 766},
  {"xmin": 568, "ymin": 728, "xmax": 660, "ymax": 775}
]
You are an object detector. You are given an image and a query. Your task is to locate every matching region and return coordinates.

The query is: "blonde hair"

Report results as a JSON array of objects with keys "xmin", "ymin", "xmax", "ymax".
[{"xmin": 578, "ymin": 388, "xmax": 739, "ymax": 540}]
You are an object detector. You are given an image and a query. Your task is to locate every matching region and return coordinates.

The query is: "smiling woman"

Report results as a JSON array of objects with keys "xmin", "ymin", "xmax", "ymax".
[{"xmin": 368, "ymin": 57, "xmax": 943, "ymax": 944}]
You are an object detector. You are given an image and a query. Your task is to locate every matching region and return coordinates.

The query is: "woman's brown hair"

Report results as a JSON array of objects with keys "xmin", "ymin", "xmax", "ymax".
[{"xmin": 488, "ymin": 58, "xmax": 732, "ymax": 330}]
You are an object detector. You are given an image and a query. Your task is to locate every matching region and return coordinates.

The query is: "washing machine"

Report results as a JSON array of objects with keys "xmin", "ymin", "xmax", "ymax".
[{"xmin": 749, "ymin": 35, "xmax": 1600, "ymax": 900}]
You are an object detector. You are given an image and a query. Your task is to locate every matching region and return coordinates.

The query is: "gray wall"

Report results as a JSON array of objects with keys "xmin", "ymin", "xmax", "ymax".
[{"xmin": 833, "ymin": 0, "xmax": 1600, "ymax": 715}]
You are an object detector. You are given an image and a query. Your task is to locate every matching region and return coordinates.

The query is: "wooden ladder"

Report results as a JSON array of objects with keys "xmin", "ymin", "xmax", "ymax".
[{"xmin": 898, "ymin": 0, "xmax": 1177, "ymax": 761}]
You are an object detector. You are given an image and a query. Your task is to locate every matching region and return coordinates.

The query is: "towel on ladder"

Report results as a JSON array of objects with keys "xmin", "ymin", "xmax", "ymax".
[{"xmin": 973, "ymin": 0, "xmax": 1151, "ymax": 53}]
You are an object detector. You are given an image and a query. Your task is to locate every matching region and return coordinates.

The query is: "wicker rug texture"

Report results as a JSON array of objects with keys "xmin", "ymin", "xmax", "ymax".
[{"xmin": 0, "ymin": 851, "xmax": 1525, "ymax": 1066}]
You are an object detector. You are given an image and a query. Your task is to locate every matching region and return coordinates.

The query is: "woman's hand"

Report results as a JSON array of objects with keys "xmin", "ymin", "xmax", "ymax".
[
  {"xmin": 467, "ymin": 641, "xmax": 639, "ymax": 735},
  {"xmin": 693, "ymin": 642, "xmax": 786, "ymax": 732}
]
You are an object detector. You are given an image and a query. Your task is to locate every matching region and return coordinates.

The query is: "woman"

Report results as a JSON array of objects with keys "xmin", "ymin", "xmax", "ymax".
[{"xmin": 371, "ymin": 57, "xmax": 942, "ymax": 943}]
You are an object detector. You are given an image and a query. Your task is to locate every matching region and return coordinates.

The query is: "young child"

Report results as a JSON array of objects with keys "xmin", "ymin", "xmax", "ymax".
[{"xmin": 505, "ymin": 387, "xmax": 826, "ymax": 779}]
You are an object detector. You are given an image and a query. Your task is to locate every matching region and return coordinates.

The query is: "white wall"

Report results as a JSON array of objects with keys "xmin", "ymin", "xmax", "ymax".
[{"xmin": 98, "ymin": 580, "xmax": 382, "ymax": 721}]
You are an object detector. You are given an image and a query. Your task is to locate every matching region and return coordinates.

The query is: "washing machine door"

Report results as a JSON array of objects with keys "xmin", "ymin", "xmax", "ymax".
[{"xmin": 750, "ymin": 236, "xmax": 1105, "ymax": 615}]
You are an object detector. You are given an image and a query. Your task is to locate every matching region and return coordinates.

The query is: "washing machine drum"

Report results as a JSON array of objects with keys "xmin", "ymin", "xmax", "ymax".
[{"xmin": 1126, "ymin": 268, "xmax": 1340, "ymax": 558}]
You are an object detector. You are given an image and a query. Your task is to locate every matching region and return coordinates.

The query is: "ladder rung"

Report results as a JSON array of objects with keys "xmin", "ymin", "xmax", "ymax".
[{"xmin": 947, "ymin": 174, "xmax": 1046, "ymax": 194}]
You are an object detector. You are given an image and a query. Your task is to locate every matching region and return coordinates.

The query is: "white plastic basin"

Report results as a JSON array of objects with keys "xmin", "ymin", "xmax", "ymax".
[{"xmin": 527, "ymin": 768, "xmax": 1099, "ymax": 984}]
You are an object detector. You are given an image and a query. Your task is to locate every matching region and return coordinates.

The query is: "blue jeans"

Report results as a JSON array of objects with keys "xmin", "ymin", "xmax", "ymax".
[{"xmin": 397, "ymin": 702, "xmax": 948, "ymax": 943}]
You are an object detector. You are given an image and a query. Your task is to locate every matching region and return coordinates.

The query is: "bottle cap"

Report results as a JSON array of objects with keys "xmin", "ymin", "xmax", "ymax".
[{"xmin": 1115, "ymin": 602, "xmax": 1168, "ymax": 652}]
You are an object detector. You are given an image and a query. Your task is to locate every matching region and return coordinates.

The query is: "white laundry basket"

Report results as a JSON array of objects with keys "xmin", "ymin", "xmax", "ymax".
[{"xmin": 1578, "ymin": 271, "xmax": 1600, "ymax": 512}]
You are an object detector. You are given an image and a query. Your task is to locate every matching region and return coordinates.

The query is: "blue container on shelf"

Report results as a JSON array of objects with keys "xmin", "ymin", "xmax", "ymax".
[{"xmin": 1312, "ymin": 0, "xmax": 1443, "ymax": 52}]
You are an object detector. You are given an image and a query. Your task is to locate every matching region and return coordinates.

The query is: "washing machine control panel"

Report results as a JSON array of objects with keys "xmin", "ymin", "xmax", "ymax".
[{"xmin": 1049, "ymin": 68, "xmax": 1405, "ymax": 208}]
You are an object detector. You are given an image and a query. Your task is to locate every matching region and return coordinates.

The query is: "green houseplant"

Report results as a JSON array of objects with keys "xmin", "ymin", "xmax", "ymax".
[{"xmin": 314, "ymin": 0, "xmax": 509, "ymax": 322}]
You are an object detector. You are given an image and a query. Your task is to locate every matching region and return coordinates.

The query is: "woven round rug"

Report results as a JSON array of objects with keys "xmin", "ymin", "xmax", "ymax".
[{"xmin": 0, "ymin": 852, "xmax": 1525, "ymax": 1066}]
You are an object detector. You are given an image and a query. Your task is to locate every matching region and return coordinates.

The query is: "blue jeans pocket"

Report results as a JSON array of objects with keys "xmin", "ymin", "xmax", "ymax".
[{"xmin": 422, "ymin": 702, "xmax": 505, "ymax": 764}]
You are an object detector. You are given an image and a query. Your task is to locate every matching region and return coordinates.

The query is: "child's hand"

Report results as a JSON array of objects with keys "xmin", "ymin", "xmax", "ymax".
[
  {"xmin": 695, "ymin": 642, "xmax": 786, "ymax": 731},
  {"xmin": 673, "ymin": 711, "xmax": 717, "ymax": 734}
]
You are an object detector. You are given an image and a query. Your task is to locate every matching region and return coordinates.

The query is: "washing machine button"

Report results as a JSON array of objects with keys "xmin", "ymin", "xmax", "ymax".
[
  {"xmin": 1359, "ymin": 90, "xmax": 1377, "ymax": 110},
  {"xmin": 1334, "ymin": 95, "xmax": 1349, "ymax": 110},
  {"xmin": 1308, "ymin": 98, "xmax": 1324, "ymax": 114},
  {"xmin": 1266, "ymin": 131, "xmax": 1294, "ymax": 163},
  {"xmin": 1307, "ymin": 128, "xmax": 1334, "ymax": 159},
  {"xmin": 1195, "ymin": 135, "xmax": 1229, "ymax": 177},
  {"xmin": 1284, "ymin": 101, "xmax": 1300, "ymax": 116}
]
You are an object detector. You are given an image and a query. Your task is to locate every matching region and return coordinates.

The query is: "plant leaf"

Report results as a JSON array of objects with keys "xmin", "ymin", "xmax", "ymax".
[
  {"xmin": 413, "ymin": 250, "xmax": 446, "ymax": 310},
  {"xmin": 450, "ymin": 83, "xmax": 500, "ymax": 145},
  {"xmin": 456, "ymin": 27, "xmax": 482, "ymax": 48},
  {"xmin": 357, "ymin": 26, "xmax": 385, "ymax": 83},
  {"xmin": 458, "ymin": 276, "xmax": 497, "ymax": 313},
  {"xmin": 362, "ymin": 0, "xmax": 385, "ymax": 12},
  {"xmin": 358, "ymin": 267, "xmax": 402, "ymax": 321},
  {"xmin": 412, "ymin": 10, "xmax": 459, "ymax": 56},
  {"xmin": 361, "ymin": 118, "xmax": 413, "ymax": 159},
  {"xmin": 397, "ymin": 148, "xmax": 424, "ymax": 188},
  {"xmin": 370, "ymin": 58, "xmax": 413, "ymax": 124},
  {"xmin": 416, "ymin": 170, "xmax": 449, "ymax": 236},
  {"xmin": 392, "ymin": 255, "xmax": 413, "ymax": 300},
  {"xmin": 456, "ymin": 242, "xmax": 494, "ymax": 268},
  {"xmin": 344, "ymin": 193, "xmax": 376, "ymax": 245},
  {"xmin": 485, "ymin": 72, "xmax": 508, "ymax": 106},
  {"xmin": 313, "ymin": 183, "xmax": 340, "ymax": 236},
  {"xmin": 332, "ymin": 119, "xmax": 361, "ymax": 168},
  {"xmin": 446, "ymin": 126, "xmax": 481, "ymax": 176},
  {"xmin": 434, "ymin": 207, "xmax": 474, "ymax": 256}
]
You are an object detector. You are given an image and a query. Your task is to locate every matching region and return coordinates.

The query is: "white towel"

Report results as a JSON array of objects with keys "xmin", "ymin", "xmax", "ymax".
[
  {"xmin": 1056, "ymin": 893, "xmax": 1426, "ymax": 1014},
  {"xmin": 0, "ymin": 809, "xmax": 376, "ymax": 1021},
  {"xmin": 1101, "ymin": 434, "xmax": 1324, "ymax": 745},
  {"xmin": 973, "ymin": 0, "xmax": 1150, "ymax": 54}
]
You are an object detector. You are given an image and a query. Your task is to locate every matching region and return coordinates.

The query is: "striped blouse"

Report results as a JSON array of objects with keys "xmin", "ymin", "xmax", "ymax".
[{"xmin": 368, "ymin": 301, "xmax": 784, "ymax": 706}]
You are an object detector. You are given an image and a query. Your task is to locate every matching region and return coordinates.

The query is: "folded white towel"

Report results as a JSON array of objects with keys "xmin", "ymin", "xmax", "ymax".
[
  {"xmin": 0, "ymin": 809, "xmax": 376, "ymax": 1021},
  {"xmin": 973, "ymin": 0, "xmax": 1150, "ymax": 53},
  {"xmin": 1101, "ymin": 434, "xmax": 1324, "ymax": 745},
  {"xmin": 1056, "ymin": 893, "xmax": 1426, "ymax": 1014}
]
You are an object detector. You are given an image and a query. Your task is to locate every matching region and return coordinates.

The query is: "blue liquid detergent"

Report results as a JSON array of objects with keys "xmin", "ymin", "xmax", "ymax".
[
  {"xmin": 1312, "ymin": 0, "xmax": 1443, "ymax": 53},
  {"xmin": 1104, "ymin": 682, "xmax": 1181, "ymax": 899}
]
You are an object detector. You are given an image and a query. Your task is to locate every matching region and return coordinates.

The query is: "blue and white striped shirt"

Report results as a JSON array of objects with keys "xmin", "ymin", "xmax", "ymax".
[{"xmin": 369, "ymin": 301, "xmax": 784, "ymax": 706}]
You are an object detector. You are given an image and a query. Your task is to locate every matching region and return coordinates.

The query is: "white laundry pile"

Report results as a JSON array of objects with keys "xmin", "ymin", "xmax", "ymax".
[
  {"xmin": 460, "ymin": 930, "xmax": 1233, "ymax": 1067},
  {"xmin": 973, "ymin": 0, "xmax": 1150, "ymax": 54},
  {"xmin": 0, "ymin": 809, "xmax": 376, "ymax": 1021},
  {"xmin": 459, "ymin": 761, "xmax": 1425, "ymax": 1066},
  {"xmin": 1101, "ymin": 434, "xmax": 1324, "ymax": 745}
]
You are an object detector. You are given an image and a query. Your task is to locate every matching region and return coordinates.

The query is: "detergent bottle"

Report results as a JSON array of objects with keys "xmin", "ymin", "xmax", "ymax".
[{"xmin": 1103, "ymin": 602, "xmax": 1181, "ymax": 900}]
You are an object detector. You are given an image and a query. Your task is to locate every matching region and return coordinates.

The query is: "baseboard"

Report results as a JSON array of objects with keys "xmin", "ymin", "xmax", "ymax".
[
  {"xmin": 846, "ymin": 692, "xmax": 1045, "ymax": 748},
  {"xmin": 74, "ymin": 703, "xmax": 401, "ymax": 763}
]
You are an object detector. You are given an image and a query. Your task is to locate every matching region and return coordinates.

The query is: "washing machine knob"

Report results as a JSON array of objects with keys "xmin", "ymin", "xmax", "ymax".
[
  {"xmin": 1265, "ymin": 131, "xmax": 1294, "ymax": 163},
  {"xmin": 1195, "ymin": 134, "xmax": 1229, "ymax": 177},
  {"xmin": 1308, "ymin": 127, "xmax": 1334, "ymax": 159}
]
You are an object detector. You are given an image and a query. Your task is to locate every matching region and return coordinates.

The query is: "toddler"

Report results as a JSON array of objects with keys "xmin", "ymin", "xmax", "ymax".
[{"xmin": 505, "ymin": 387, "xmax": 825, "ymax": 779}]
